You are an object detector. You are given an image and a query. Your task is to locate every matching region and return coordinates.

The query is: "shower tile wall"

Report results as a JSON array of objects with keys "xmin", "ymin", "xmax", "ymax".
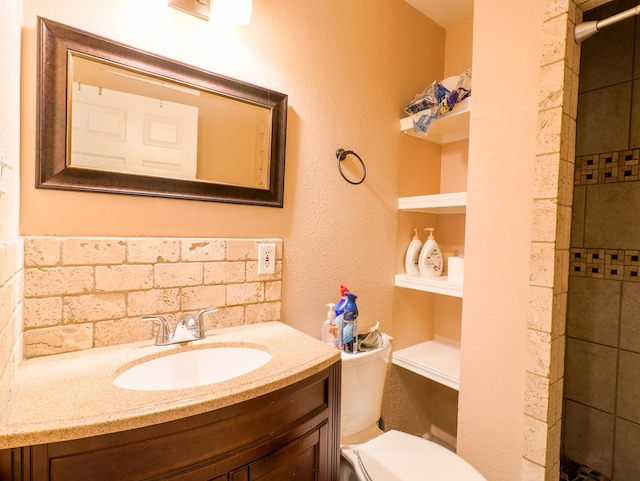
[{"xmin": 565, "ymin": 1, "xmax": 640, "ymax": 480}]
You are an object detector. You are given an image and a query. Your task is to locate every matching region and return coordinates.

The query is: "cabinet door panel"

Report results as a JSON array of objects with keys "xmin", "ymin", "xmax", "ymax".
[
  {"xmin": 250, "ymin": 426, "xmax": 322, "ymax": 481},
  {"xmin": 231, "ymin": 468, "xmax": 249, "ymax": 481},
  {"xmin": 47, "ymin": 378, "xmax": 329, "ymax": 481}
]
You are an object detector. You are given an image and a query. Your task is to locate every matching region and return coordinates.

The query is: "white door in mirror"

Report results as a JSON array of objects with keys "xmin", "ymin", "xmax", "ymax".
[{"xmin": 71, "ymin": 83, "xmax": 199, "ymax": 180}]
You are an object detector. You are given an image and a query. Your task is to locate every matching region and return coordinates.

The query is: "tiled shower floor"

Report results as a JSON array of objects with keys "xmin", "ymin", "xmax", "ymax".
[{"xmin": 560, "ymin": 458, "xmax": 611, "ymax": 481}]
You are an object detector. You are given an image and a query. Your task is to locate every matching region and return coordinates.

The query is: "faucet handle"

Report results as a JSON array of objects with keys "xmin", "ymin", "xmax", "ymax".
[
  {"xmin": 143, "ymin": 316, "xmax": 170, "ymax": 345},
  {"xmin": 192, "ymin": 307, "xmax": 219, "ymax": 337},
  {"xmin": 196, "ymin": 306, "xmax": 219, "ymax": 321}
]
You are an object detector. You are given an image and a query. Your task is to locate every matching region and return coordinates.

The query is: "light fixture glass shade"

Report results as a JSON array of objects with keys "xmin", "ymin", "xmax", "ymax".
[{"xmin": 212, "ymin": 0, "xmax": 252, "ymax": 26}]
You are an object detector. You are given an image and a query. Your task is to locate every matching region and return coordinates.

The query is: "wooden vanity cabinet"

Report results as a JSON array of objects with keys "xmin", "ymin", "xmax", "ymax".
[{"xmin": 1, "ymin": 363, "xmax": 340, "ymax": 481}]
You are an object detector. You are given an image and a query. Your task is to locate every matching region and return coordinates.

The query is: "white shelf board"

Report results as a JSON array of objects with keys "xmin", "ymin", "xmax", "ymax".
[
  {"xmin": 392, "ymin": 339, "xmax": 460, "ymax": 390},
  {"xmin": 398, "ymin": 192, "xmax": 467, "ymax": 214},
  {"xmin": 401, "ymin": 97, "xmax": 470, "ymax": 144},
  {"xmin": 395, "ymin": 274, "xmax": 463, "ymax": 297}
]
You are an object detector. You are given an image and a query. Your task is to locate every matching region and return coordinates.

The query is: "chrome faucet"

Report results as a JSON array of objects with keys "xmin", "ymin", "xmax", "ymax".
[{"xmin": 143, "ymin": 307, "xmax": 219, "ymax": 346}]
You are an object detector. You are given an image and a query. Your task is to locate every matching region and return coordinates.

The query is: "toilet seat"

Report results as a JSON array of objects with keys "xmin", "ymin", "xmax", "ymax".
[{"xmin": 354, "ymin": 430, "xmax": 487, "ymax": 481}]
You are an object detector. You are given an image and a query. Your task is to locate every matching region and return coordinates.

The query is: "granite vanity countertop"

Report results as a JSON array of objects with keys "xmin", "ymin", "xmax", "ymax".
[{"xmin": 0, "ymin": 321, "xmax": 340, "ymax": 449}]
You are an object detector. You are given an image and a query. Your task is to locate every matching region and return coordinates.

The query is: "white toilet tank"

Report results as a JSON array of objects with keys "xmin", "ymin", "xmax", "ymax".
[{"xmin": 340, "ymin": 342, "xmax": 391, "ymax": 439}]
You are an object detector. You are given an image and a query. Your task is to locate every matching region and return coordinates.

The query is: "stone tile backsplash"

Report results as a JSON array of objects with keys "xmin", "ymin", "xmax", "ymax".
[
  {"xmin": 23, "ymin": 237, "xmax": 282, "ymax": 358},
  {"xmin": 0, "ymin": 238, "xmax": 24, "ymax": 415}
]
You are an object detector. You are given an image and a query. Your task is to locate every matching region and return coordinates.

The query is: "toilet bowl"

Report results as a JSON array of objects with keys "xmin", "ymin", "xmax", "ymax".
[{"xmin": 340, "ymin": 342, "xmax": 486, "ymax": 481}]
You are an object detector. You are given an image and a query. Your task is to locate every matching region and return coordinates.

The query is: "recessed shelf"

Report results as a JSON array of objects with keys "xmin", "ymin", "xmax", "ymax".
[
  {"xmin": 395, "ymin": 76, "xmax": 468, "ymax": 393},
  {"xmin": 398, "ymin": 192, "xmax": 467, "ymax": 214},
  {"xmin": 392, "ymin": 339, "xmax": 460, "ymax": 390},
  {"xmin": 395, "ymin": 274, "xmax": 463, "ymax": 297},
  {"xmin": 400, "ymin": 97, "xmax": 470, "ymax": 144}
]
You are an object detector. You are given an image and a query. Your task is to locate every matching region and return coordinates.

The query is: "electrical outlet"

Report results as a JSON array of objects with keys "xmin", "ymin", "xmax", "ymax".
[{"xmin": 258, "ymin": 243, "xmax": 276, "ymax": 275}]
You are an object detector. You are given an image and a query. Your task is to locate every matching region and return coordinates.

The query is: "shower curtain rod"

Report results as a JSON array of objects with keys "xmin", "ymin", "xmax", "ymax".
[{"xmin": 574, "ymin": 4, "xmax": 640, "ymax": 43}]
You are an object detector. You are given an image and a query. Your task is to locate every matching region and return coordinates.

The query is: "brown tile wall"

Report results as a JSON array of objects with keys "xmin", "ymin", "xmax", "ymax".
[
  {"xmin": 565, "ymin": 1, "xmax": 640, "ymax": 478},
  {"xmin": 23, "ymin": 237, "xmax": 282, "ymax": 358}
]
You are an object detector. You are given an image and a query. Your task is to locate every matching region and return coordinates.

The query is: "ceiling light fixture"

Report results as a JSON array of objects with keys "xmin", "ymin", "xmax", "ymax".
[{"xmin": 169, "ymin": 0, "xmax": 211, "ymax": 21}]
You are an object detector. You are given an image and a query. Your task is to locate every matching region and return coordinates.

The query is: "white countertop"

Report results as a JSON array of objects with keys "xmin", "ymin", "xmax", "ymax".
[{"xmin": 0, "ymin": 321, "xmax": 340, "ymax": 449}]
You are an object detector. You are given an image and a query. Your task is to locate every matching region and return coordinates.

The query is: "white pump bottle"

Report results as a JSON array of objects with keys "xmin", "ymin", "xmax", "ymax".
[
  {"xmin": 418, "ymin": 227, "xmax": 443, "ymax": 277},
  {"xmin": 404, "ymin": 228, "xmax": 423, "ymax": 276}
]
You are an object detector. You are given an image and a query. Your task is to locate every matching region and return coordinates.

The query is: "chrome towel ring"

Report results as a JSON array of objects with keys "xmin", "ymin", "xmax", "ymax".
[{"xmin": 336, "ymin": 148, "xmax": 366, "ymax": 185}]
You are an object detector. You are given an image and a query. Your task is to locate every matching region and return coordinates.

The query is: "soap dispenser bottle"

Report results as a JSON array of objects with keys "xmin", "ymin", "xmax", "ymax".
[
  {"xmin": 321, "ymin": 303, "xmax": 338, "ymax": 348},
  {"xmin": 418, "ymin": 228, "xmax": 443, "ymax": 277},
  {"xmin": 404, "ymin": 228, "xmax": 423, "ymax": 276}
]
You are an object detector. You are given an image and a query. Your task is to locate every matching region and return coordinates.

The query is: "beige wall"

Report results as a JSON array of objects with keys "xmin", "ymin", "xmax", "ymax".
[
  {"xmin": 20, "ymin": 0, "xmax": 448, "ymax": 446},
  {"xmin": 6, "ymin": 0, "xmax": 601, "ymax": 479},
  {"xmin": 20, "ymin": 0, "xmax": 444, "ymax": 344},
  {"xmin": 458, "ymin": 0, "xmax": 542, "ymax": 479},
  {"xmin": 458, "ymin": 1, "xmax": 586, "ymax": 480},
  {"xmin": 0, "ymin": 0, "xmax": 24, "ymax": 415},
  {"xmin": 444, "ymin": 16, "xmax": 474, "ymax": 79}
]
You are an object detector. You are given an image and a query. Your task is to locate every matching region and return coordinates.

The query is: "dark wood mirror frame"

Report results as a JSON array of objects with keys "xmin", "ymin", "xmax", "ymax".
[{"xmin": 37, "ymin": 17, "xmax": 288, "ymax": 207}]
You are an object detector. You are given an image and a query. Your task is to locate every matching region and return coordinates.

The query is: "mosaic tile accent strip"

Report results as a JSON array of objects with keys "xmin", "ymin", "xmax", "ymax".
[
  {"xmin": 575, "ymin": 149, "xmax": 640, "ymax": 185},
  {"xmin": 560, "ymin": 458, "xmax": 611, "ymax": 481},
  {"xmin": 570, "ymin": 248, "xmax": 640, "ymax": 281}
]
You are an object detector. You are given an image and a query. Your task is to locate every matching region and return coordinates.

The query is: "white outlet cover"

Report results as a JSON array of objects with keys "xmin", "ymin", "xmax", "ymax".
[{"xmin": 258, "ymin": 243, "xmax": 276, "ymax": 275}]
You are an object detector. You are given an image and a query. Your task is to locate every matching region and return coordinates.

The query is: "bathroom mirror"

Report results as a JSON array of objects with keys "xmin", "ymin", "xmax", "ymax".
[{"xmin": 37, "ymin": 17, "xmax": 288, "ymax": 207}]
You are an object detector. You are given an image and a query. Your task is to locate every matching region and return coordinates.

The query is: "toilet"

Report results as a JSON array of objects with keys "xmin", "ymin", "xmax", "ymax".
[{"xmin": 339, "ymin": 341, "xmax": 487, "ymax": 481}]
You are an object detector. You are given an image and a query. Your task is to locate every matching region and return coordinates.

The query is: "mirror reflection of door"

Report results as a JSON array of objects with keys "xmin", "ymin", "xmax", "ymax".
[
  {"xmin": 68, "ymin": 53, "xmax": 273, "ymax": 189},
  {"xmin": 71, "ymin": 82, "xmax": 199, "ymax": 180}
]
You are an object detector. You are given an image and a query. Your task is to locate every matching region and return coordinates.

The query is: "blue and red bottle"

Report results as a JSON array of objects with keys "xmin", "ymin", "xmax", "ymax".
[
  {"xmin": 334, "ymin": 285, "xmax": 349, "ymax": 350},
  {"xmin": 341, "ymin": 292, "xmax": 358, "ymax": 353}
]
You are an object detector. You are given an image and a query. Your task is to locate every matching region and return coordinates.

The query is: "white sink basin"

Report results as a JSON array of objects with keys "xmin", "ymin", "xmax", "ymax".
[{"xmin": 113, "ymin": 346, "xmax": 272, "ymax": 391}]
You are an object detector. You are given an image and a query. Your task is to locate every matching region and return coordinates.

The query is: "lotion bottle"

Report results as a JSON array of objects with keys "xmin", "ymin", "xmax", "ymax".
[
  {"xmin": 404, "ymin": 228, "xmax": 423, "ymax": 276},
  {"xmin": 418, "ymin": 228, "xmax": 443, "ymax": 277}
]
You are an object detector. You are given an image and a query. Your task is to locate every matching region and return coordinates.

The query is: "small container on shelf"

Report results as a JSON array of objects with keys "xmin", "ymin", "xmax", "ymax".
[{"xmin": 447, "ymin": 256, "xmax": 464, "ymax": 284}]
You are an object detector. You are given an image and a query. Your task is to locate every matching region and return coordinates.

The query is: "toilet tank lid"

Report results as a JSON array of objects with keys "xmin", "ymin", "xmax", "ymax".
[{"xmin": 355, "ymin": 430, "xmax": 487, "ymax": 481}]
